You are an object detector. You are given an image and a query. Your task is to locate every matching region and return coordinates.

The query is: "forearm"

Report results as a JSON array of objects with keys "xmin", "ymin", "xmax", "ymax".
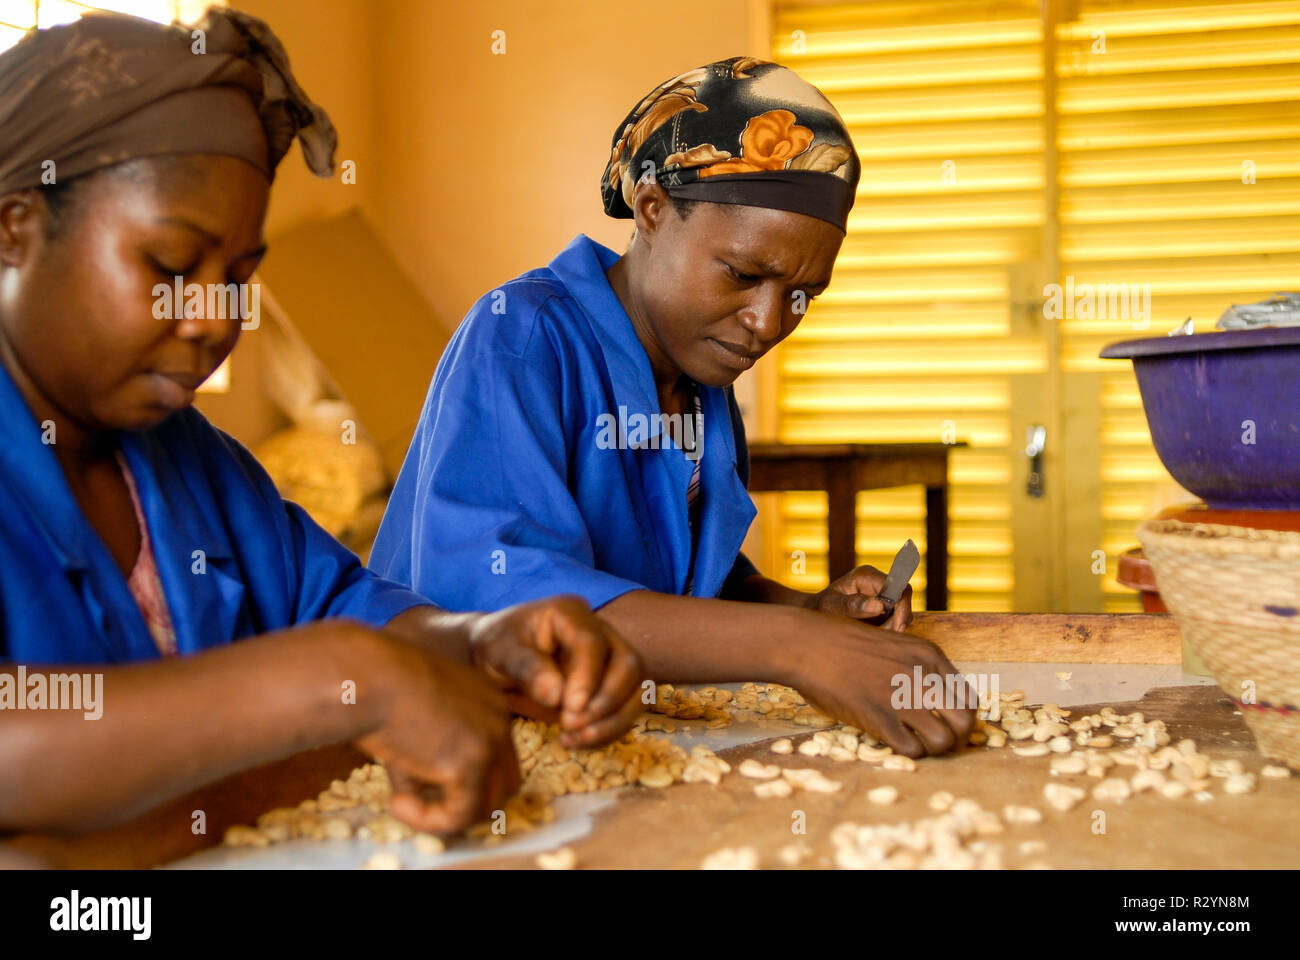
[
  {"xmin": 720, "ymin": 572, "xmax": 814, "ymax": 607},
  {"xmin": 0, "ymin": 621, "xmax": 392, "ymax": 834},
  {"xmin": 384, "ymin": 604, "xmax": 474, "ymax": 662},
  {"xmin": 598, "ymin": 590, "xmax": 812, "ymax": 686}
]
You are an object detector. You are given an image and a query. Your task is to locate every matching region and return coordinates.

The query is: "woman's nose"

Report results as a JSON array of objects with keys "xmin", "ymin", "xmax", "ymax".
[
  {"xmin": 171, "ymin": 276, "xmax": 248, "ymax": 347},
  {"xmin": 738, "ymin": 288, "xmax": 785, "ymax": 344}
]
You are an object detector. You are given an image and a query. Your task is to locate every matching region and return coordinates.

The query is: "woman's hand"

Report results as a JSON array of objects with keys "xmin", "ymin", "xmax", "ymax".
[
  {"xmin": 785, "ymin": 612, "xmax": 973, "ymax": 758},
  {"xmin": 805, "ymin": 564, "xmax": 913, "ymax": 631},
  {"xmin": 354, "ymin": 636, "xmax": 521, "ymax": 835},
  {"xmin": 466, "ymin": 595, "xmax": 646, "ymax": 749}
]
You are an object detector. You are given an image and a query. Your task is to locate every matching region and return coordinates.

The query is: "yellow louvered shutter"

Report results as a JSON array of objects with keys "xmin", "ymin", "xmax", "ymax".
[
  {"xmin": 761, "ymin": 0, "xmax": 1299, "ymax": 612},
  {"xmin": 764, "ymin": 0, "xmax": 1049, "ymax": 611},
  {"xmin": 1056, "ymin": 0, "xmax": 1300, "ymax": 611}
]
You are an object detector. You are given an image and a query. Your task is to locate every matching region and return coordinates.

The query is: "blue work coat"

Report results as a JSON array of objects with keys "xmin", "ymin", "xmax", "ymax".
[
  {"xmin": 0, "ymin": 361, "xmax": 428, "ymax": 664},
  {"xmin": 371, "ymin": 234, "xmax": 759, "ymax": 613}
]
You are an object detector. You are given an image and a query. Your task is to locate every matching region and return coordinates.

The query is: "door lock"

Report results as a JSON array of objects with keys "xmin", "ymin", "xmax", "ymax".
[{"xmin": 1025, "ymin": 424, "xmax": 1046, "ymax": 498}]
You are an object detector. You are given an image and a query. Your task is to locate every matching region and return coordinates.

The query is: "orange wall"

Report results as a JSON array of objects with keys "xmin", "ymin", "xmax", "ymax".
[
  {"xmin": 234, "ymin": 0, "xmax": 380, "ymax": 238},
  {"xmin": 235, "ymin": 0, "xmax": 760, "ymax": 326},
  {"xmin": 370, "ymin": 0, "xmax": 756, "ymax": 326}
]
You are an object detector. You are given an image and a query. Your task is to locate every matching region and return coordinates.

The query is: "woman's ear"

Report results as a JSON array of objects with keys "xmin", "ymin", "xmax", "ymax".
[
  {"xmin": 630, "ymin": 181, "xmax": 671, "ymax": 248},
  {"xmin": 0, "ymin": 191, "xmax": 42, "ymax": 268}
]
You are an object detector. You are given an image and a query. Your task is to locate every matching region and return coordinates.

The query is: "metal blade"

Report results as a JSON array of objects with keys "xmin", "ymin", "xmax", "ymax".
[{"xmin": 878, "ymin": 539, "xmax": 920, "ymax": 609}]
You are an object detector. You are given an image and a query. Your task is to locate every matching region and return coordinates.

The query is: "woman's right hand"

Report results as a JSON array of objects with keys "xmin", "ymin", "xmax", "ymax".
[
  {"xmin": 353, "ymin": 632, "xmax": 520, "ymax": 835},
  {"xmin": 784, "ymin": 612, "xmax": 976, "ymax": 759}
]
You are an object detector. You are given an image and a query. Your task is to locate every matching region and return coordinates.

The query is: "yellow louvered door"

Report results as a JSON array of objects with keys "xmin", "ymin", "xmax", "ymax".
[
  {"xmin": 761, "ymin": 0, "xmax": 1299, "ymax": 613},
  {"xmin": 1056, "ymin": 0, "xmax": 1300, "ymax": 611},
  {"xmin": 762, "ymin": 0, "xmax": 1053, "ymax": 611}
]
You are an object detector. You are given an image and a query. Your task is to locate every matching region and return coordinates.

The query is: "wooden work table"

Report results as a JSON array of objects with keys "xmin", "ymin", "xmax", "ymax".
[
  {"xmin": 461, "ymin": 684, "xmax": 1296, "ymax": 870},
  {"xmin": 4, "ymin": 613, "xmax": 1295, "ymax": 870}
]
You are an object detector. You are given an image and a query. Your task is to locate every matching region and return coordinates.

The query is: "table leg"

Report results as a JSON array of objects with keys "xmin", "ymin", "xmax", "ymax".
[
  {"xmin": 925, "ymin": 482, "xmax": 950, "ymax": 610},
  {"xmin": 826, "ymin": 465, "xmax": 856, "ymax": 582}
]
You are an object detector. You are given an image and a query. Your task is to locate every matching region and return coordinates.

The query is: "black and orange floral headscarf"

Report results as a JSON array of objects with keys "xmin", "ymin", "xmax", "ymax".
[{"xmin": 602, "ymin": 57, "xmax": 859, "ymax": 232}]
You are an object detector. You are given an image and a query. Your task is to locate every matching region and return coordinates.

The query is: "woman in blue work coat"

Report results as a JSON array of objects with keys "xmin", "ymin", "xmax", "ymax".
[
  {"xmin": 373, "ymin": 58, "xmax": 973, "ymax": 758},
  {"xmin": 0, "ymin": 10, "xmax": 641, "ymax": 843}
]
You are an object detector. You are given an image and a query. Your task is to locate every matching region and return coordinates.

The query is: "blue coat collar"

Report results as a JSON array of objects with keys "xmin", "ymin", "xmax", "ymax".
[
  {"xmin": 548, "ymin": 235, "xmax": 666, "ymax": 432},
  {"xmin": 119, "ymin": 428, "xmax": 244, "ymax": 653},
  {"xmin": 0, "ymin": 358, "xmax": 241, "ymax": 658},
  {"xmin": 547, "ymin": 235, "xmax": 756, "ymax": 597}
]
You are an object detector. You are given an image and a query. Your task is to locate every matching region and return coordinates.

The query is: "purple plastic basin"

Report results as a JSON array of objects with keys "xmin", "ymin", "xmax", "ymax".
[{"xmin": 1099, "ymin": 327, "xmax": 1300, "ymax": 510}]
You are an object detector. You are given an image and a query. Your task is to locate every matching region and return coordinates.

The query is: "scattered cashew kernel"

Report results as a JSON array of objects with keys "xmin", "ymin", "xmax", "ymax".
[
  {"xmin": 413, "ymin": 833, "xmax": 444, "ymax": 855},
  {"xmin": 868, "ymin": 785, "xmax": 899, "ymax": 805},
  {"xmin": 1003, "ymin": 804, "xmax": 1043, "ymax": 825},
  {"xmin": 777, "ymin": 844, "xmax": 807, "ymax": 867},
  {"xmin": 1130, "ymin": 769, "xmax": 1167, "ymax": 793},
  {"xmin": 769, "ymin": 738, "xmax": 794, "ymax": 755},
  {"xmin": 223, "ymin": 825, "xmax": 269, "ymax": 848},
  {"xmin": 782, "ymin": 768, "xmax": 843, "ymax": 793},
  {"xmin": 320, "ymin": 818, "xmax": 353, "ymax": 841},
  {"xmin": 701, "ymin": 846, "xmax": 759, "ymax": 870},
  {"xmin": 754, "ymin": 779, "xmax": 794, "ymax": 799},
  {"xmin": 881, "ymin": 755, "xmax": 917, "ymax": 772},
  {"xmin": 1043, "ymin": 783, "xmax": 1086, "ymax": 812},
  {"xmin": 1051, "ymin": 754, "xmax": 1087, "ymax": 775},
  {"xmin": 1093, "ymin": 777, "xmax": 1132, "ymax": 803},
  {"xmin": 536, "ymin": 847, "xmax": 577, "ymax": 870},
  {"xmin": 1012, "ymin": 743, "xmax": 1050, "ymax": 758},
  {"xmin": 1223, "ymin": 773, "xmax": 1256, "ymax": 795},
  {"xmin": 1209, "ymin": 758, "xmax": 1244, "ymax": 778},
  {"xmin": 738, "ymin": 759, "xmax": 782, "ymax": 780}
]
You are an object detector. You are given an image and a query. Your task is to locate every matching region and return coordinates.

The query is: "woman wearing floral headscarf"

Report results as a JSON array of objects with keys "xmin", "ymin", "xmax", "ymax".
[
  {"xmin": 0, "ymin": 9, "xmax": 644, "ymax": 843},
  {"xmin": 374, "ymin": 58, "xmax": 974, "ymax": 758}
]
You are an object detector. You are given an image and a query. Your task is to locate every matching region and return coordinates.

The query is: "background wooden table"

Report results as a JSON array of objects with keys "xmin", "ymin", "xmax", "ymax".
[{"xmin": 747, "ymin": 442, "xmax": 966, "ymax": 609}]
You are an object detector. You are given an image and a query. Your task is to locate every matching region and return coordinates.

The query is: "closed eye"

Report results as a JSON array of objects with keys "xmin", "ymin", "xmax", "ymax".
[
  {"xmin": 148, "ymin": 255, "xmax": 199, "ymax": 280},
  {"xmin": 725, "ymin": 262, "xmax": 761, "ymax": 284}
]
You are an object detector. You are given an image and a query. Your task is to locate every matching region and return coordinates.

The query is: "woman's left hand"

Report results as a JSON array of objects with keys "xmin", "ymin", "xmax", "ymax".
[
  {"xmin": 466, "ymin": 595, "xmax": 647, "ymax": 748},
  {"xmin": 805, "ymin": 565, "xmax": 913, "ymax": 631}
]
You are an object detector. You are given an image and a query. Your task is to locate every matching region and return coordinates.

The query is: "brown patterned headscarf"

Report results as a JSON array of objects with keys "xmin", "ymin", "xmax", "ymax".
[
  {"xmin": 602, "ymin": 57, "xmax": 859, "ymax": 232},
  {"xmin": 0, "ymin": 7, "xmax": 335, "ymax": 195}
]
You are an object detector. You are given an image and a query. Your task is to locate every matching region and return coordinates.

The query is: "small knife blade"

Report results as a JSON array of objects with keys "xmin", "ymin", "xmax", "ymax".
[{"xmin": 877, "ymin": 539, "xmax": 920, "ymax": 613}]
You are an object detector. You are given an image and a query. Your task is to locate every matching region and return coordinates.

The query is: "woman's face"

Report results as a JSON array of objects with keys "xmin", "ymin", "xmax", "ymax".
[
  {"xmin": 0, "ymin": 154, "xmax": 270, "ymax": 433},
  {"xmin": 627, "ymin": 184, "xmax": 844, "ymax": 388}
]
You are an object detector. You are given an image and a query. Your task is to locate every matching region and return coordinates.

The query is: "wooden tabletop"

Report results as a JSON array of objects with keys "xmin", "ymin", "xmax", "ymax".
[
  {"xmin": 5, "ymin": 614, "xmax": 1281, "ymax": 870},
  {"xmin": 459, "ymin": 683, "xmax": 1299, "ymax": 870}
]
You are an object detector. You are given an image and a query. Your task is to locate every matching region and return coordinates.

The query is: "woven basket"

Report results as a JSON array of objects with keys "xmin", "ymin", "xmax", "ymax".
[{"xmin": 1137, "ymin": 518, "xmax": 1300, "ymax": 770}]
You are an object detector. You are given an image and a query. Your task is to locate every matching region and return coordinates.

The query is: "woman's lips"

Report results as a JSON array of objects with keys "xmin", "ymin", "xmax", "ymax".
[
  {"xmin": 147, "ymin": 371, "xmax": 201, "ymax": 409},
  {"xmin": 707, "ymin": 338, "xmax": 760, "ymax": 371}
]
